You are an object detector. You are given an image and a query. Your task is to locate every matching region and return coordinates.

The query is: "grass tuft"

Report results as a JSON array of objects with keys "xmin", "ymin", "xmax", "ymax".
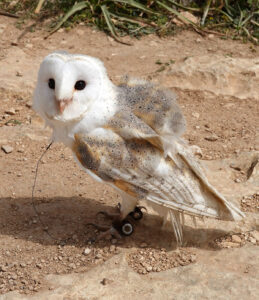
[{"xmin": 0, "ymin": 0, "xmax": 258, "ymax": 43}]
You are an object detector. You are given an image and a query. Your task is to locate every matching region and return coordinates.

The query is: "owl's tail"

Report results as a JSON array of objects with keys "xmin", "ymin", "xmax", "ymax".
[{"xmin": 172, "ymin": 140, "xmax": 245, "ymax": 222}]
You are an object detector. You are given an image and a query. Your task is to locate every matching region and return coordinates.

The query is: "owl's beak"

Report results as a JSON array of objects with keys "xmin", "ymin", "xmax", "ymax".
[{"xmin": 56, "ymin": 98, "xmax": 72, "ymax": 114}]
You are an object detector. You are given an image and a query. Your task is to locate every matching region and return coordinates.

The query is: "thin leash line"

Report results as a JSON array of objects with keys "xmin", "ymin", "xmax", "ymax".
[
  {"xmin": 31, "ymin": 142, "xmax": 88, "ymax": 245},
  {"xmin": 31, "ymin": 141, "xmax": 59, "ymax": 242}
]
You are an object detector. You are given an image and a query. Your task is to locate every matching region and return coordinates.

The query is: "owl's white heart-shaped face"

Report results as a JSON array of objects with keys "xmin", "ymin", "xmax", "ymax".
[{"xmin": 33, "ymin": 52, "xmax": 110, "ymax": 124}]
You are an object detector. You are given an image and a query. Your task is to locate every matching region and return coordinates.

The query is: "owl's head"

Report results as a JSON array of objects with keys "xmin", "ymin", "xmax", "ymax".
[{"xmin": 33, "ymin": 51, "xmax": 112, "ymax": 124}]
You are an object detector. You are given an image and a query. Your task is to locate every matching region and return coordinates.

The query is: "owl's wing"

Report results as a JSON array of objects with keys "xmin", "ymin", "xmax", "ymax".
[
  {"xmin": 73, "ymin": 114, "xmax": 244, "ymax": 223},
  {"xmin": 117, "ymin": 77, "xmax": 186, "ymax": 139},
  {"xmin": 105, "ymin": 110, "xmax": 163, "ymax": 150}
]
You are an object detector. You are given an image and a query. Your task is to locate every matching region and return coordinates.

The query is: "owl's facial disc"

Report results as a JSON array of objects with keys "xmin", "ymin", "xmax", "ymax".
[{"xmin": 33, "ymin": 52, "xmax": 110, "ymax": 125}]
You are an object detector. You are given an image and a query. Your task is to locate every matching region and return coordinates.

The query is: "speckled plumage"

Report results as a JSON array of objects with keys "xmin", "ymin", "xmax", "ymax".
[{"xmin": 33, "ymin": 51, "xmax": 244, "ymax": 244}]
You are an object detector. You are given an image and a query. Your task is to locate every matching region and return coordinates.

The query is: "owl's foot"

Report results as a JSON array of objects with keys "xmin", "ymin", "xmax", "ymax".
[
  {"xmin": 88, "ymin": 206, "xmax": 146, "ymax": 241},
  {"xmin": 87, "ymin": 219, "xmax": 134, "ymax": 241},
  {"xmin": 129, "ymin": 206, "xmax": 146, "ymax": 221},
  {"xmin": 97, "ymin": 205, "xmax": 146, "ymax": 221}
]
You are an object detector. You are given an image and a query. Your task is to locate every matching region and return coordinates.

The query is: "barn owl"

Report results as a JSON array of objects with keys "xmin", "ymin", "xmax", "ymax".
[{"xmin": 33, "ymin": 51, "xmax": 244, "ymax": 244}]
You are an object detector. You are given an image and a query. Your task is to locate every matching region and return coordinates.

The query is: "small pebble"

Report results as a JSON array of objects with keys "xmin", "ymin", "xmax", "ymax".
[
  {"xmin": 83, "ymin": 248, "xmax": 92, "ymax": 256},
  {"xmin": 250, "ymin": 231, "xmax": 259, "ymax": 241},
  {"xmin": 16, "ymin": 71, "xmax": 23, "ymax": 77},
  {"xmin": 100, "ymin": 278, "xmax": 110, "ymax": 285},
  {"xmin": 0, "ymin": 265, "xmax": 7, "ymax": 272},
  {"xmin": 232, "ymin": 235, "xmax": 242, "ymax": 243},
  {"xmin": 26, "ymin": 102, "xmax": 32, "ymax": 108},
  {"xmin": 205, "ymin": 134, "xmax": 219, "ymax": 142},
  {"xmin": 25, "ymin": 43, "xmax": 33, "ymax": 49},
  {"xmin": 191, "ymin": 112, "xmax": 200, "ymax": 119},
  {"xmin": 1, "ymin": 145, "xmax": 14, "ymax": 154},
  {"xmin": 146, "ymin": 265, "xmax": 152, "ymax": 272},
  {"xmin": 249, "ymin": 237, "xmax": 257, "ymax": 244},
  {"xmin": 68, "ymin": 263, "xmax": 76, "ymax": 269},
  {"xmin": 5, "ymin": 108, "xmax": 16, "ymax": 115},
  {"xmin": 190, "ymin": 255, "xmax": 196, "ymax": 262},
  {"xmin": 95, "ymin": 253, "xmax": 102, "ymax": 259},
  {"xmin": 109, "ymin": 245, "xmax": 116, "ymax": 252}
]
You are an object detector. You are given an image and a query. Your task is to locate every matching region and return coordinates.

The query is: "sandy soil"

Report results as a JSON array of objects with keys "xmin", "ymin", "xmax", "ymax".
[{"xmin": 0, "ymin": 15, "xmax": 258, "ymax": 297}]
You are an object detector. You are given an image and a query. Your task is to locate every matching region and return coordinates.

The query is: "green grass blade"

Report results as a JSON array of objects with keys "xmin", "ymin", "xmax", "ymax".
[
  {"xmin": 110, "ymin": 11, "xmax": 155, "ymax": 27},
  {"xmin": 243, "ymin": 26, "xmax": 258, "ymax": 43},
  {"xmin": 215, "ymin": 8, "xmax": 233, "ymax": 22},
  {"xmin": 101, "ymin": 5, "xmax": 119, "ymax": 37},
  {"xmin": 157, "ymin": 1, "xmax": 198, "ymax": 27},
  {"xmin": 224, "ymin": 0, "xmax": 234, "ymax": 17},
  {"xmin": 201, "ymin": 0, "xmax": 211, "ymax": 26},
  {"xmin": 110, "ymin": 12, "xmax": 146, "ymax": 26},
  {"xmin": 237, "ymin": 10, "xmax": 244, "ymax": 29},
  {"xmin": 35, "ymin": 0, "xmax": 46, "ymax": 14},
  {"xmin": 251, "ymin": 19, "xmax": 259, "ymax": 27},
  {"xmin": 241, "ymin": 13, "xmax": 254, "ymax": 27},
  {"xmin": 47, "ymin": 1, "xmax": 88, "ymax": 37},
  {"xmin": 114, "ymin": 0, "xmax": 158, "ymax": 15},
  {"xmin": 101, "ymin": 5, "xmax": 131, "ymax": 45}
]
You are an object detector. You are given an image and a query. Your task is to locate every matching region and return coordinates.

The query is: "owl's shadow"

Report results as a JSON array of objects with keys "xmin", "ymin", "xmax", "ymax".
[{"xmin": 0, "ymin": 196, "xmax": 232, "ymax": 251}]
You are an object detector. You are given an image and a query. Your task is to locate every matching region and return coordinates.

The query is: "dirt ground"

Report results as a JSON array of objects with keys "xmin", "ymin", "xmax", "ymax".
[{"xmin": 0, "ymin": 16, "xmax": 258, "ymax": 298}]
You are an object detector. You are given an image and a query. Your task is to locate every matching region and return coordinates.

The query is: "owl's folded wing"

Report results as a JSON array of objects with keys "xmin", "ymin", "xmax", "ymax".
[
  {"xmin": 73, "ymin": 118, "xmax": 244, "ymax": 221},
  {"xmin": 118, "ymin": 77, "xmax": 186, "ymax": 139}
]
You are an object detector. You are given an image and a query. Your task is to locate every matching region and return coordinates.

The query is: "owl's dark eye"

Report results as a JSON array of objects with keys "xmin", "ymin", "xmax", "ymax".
[
  {"xmin": 74, "ymin": 80, "xmax": 86, "ymax": 90},
  {"xmin": 48, "ymin": 78, "xmax": 55, "ymax": 89}
]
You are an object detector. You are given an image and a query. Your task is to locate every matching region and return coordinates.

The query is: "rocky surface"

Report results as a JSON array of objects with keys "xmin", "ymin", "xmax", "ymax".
[
  {"xmin": 164, "ymin": 55, "xmax": 259, "ymax": 99},
  {"xmin": 1, "ymin": 246, "xmax": 258, "ymax": 300}
]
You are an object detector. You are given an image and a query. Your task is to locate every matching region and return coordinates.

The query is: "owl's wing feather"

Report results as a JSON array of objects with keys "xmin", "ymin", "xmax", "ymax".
[
  {"xmin": 73, "ymin": 113, "xmax": 244, "ymax": 222},
  {"xmin": 117, "ymin": 78, "xmax": 187, "ymax": 166},
  {"xmin": 105, "ymin": 110, "xmax": 163, "ymax": 150},
  {"xmin": 118, "ymin": 77, "xmax": 186, "ymax": 139},
  {"xmin": 175, "ymin": 142, "xmax": 245, "ymax": 221}
]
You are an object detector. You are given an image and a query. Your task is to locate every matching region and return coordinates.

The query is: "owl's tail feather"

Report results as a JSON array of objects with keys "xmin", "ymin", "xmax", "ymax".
[
  {"xmin": 169, "ymin": 210, "xmax": 183, "ymax": 245},
  {"xmin": 174, "ymin": 141, "xmax": 245, "ymax": 222}
]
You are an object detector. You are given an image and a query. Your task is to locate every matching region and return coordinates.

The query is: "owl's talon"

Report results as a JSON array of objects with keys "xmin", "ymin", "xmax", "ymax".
[
  {"xmin": 129, "ymin": 206, "xmax": 146, "ymax": 221},
  {"xmin": 137, "ymin": 206, "xmax": 147, "ymax": 212}
]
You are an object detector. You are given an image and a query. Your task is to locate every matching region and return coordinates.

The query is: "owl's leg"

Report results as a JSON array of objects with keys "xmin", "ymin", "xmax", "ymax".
[{"xmin": 120, "ymin": 194, "xmax": 138, "ymax": 219}]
